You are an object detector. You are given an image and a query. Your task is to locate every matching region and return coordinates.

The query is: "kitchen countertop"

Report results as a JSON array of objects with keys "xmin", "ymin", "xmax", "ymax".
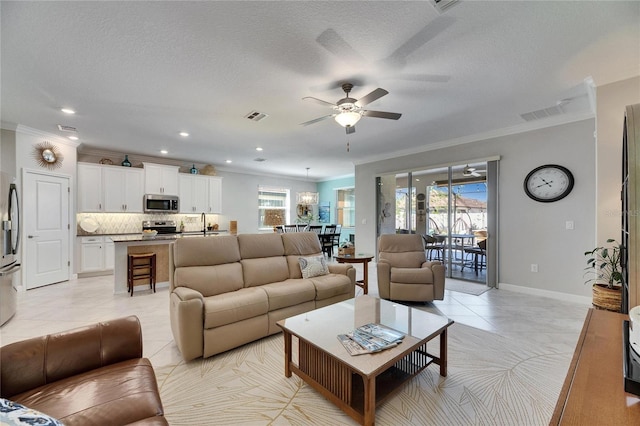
[{"xmin": 110, "ymin": 232, "xmax": 227, "ymax": 243}]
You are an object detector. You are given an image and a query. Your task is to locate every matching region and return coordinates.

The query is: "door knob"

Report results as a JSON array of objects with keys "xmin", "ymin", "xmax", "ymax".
[{"xmin": 28, "ymin": 235, "xmax": 38, "ymax": 238}]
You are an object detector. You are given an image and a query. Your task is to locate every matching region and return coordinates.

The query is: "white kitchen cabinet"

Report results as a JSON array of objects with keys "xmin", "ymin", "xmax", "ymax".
[
  {"xmin": 143, "ymin": 163, "xmax": 179, "ymax": 195},
  {"xmin": 103, "ymin": 167, "xmax": 144, "ymax": 212},
  {"xmin": 104, "ymin": 239, "xmax": 115, "ymax": 270},
  {"xmin": 207, "ymin": 176, "xmax": 223, "ymax": 213},
  {"xmin": 179, "ymin": 174, "xmax": 222, "ymax": 214},
  {"xmin": 78, "ymin": 164, "xmax": 103, "ymax": 212},
  {"xmin": 179, "ymin": 174, "xmax": 209, "ymax": 213},
  {"xmin": 79, "ymin": 236, "xmax": 115, "ymax": 273}
]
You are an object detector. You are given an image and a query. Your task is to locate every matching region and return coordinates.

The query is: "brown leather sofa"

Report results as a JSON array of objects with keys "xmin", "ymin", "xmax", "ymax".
[
  {"xmin": 0, "ymin": 316, "xmax": 167, "ymax": 425},
  {"xmin": 169, "ymin": 232, "xmax": 356, "ymax": 361},
  {"xmin": 377, "ymin": 234, "xmax": 445, "ymax": 302}
]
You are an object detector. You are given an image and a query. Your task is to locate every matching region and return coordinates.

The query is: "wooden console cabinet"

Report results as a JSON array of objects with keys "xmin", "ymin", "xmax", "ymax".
[{"xmin": 550, "ymin": 309, "xmax": 640, "ymax": 425}]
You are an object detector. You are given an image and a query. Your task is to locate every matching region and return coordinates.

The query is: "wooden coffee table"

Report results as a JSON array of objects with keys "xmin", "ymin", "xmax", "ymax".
[
  {"xmin": 334, "ymin": 253, "xmax": 374, "ymax": 294},
  {"xmin": 276, "ymin": 296, "xmax": 453, "ymax": 425}
]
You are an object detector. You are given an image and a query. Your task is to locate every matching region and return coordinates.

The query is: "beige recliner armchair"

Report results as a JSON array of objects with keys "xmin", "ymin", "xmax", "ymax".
[{"xmin": 377, "ymin": 234, "xmax": 445, "ymax": 302}]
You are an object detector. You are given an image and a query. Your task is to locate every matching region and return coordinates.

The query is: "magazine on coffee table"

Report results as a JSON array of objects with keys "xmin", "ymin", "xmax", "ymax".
[{"xmin": 337, "ymin": 323, "xmax": 405, "ymax": 356}]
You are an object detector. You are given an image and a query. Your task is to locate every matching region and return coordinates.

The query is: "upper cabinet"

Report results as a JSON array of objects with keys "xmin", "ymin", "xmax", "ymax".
[
  {"xmin": 207, "ymin": 176, "xmax": 223, "ymax": 214},
  {"xmin": 103, "ymin": 167, "xmax": 144, "ymax": 212},
  {"xmin": 143, "ymin": 163, "xmax": 179, "ymax": 195},
  {"xmin": 78, "ymin": 164, "xmax": 103, "ymax": 212},
  {"xmin": 179, "ymin": 174, "xmax": 208, "ymax": 213},
  {"xmin": 178, "ymin": 174, "xmax": 223, "ymax": 214},
  {"xmin": 78, "ymin": 163, "xmax": 145, "ymax": 213}
]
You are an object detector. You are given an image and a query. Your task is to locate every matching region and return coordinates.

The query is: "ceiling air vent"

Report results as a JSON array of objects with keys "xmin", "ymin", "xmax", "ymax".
[
  {"xmin": 254, "ymin": 158, "xmax": 266, "ymax": 162},
  {"xmin": 57, "ymin": 124, "xmax": 77, "ymax": 132},
  {"xmin": 520, "ymin": 104, "xmax": 564, "ymax": 122},
  {"xmin": 430, "ymin": 0, "xmax": 460, "ymax": 14},
  {"xmin": 245, "ymin": 111, "xmax": 269, "ymax": 122}
]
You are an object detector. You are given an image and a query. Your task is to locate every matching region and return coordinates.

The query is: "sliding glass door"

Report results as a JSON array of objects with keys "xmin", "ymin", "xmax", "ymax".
[{"xmin": 377, "ymin": 161, "xmax": 497, "ymax": 286}]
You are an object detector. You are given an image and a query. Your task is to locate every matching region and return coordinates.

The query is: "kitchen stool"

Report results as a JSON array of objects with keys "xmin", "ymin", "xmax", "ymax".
[{"xmin": 127, "ymin": 253, "xmax": 156, "ymax": 296}]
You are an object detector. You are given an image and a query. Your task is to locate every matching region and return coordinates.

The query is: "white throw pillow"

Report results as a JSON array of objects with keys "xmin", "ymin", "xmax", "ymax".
[
  {"xmin": 299, "ymin": 256, "xmax": 329, "ymax": 279},
  {"xmin": 0, "ymin": 398, "xmax": 65, "ymax": 426}
]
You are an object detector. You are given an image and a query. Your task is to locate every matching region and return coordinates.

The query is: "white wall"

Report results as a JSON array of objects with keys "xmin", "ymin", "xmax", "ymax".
[
  {"xmin": 355, "ymin": 119, "xmax": 596, "ymax": 299},
  {"xmin": 15, "ymin": 125, "xmax": 79, "ymax": 288},
  {"xmin": 0, "ymin": 129, "xmax": 17, "ymax": 177},
  {"xmin": 215, "ymin": 170, "xmax": 318, "ymax": 234},
  {"xmin": 596, "ymin": 76, "xmax": 640, "ymax": 245}
]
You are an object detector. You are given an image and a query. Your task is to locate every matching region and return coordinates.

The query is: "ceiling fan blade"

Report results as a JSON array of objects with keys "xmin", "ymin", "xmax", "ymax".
[
  {"xmin": 380, "ymin": 16, "xmax": 455, "ymax": 70},
  {"xmin": 302, "ymin": 96, "xmax": 336, "ymax": 107},
  {"xmin": 300, "ymin": 114, "xmax": 334, "ymax": 126},
  {"xmin": 355, "ymin": 88, "xmax": 388, "ymax": 107},
  {"xmin": 346, "ymin": 125, "xmax": 356, "ymax": 135},
  {"xmin": 362, "ymin": 110, "xmax": 402, "ymax": 120},
  {"xmin": 316, "ymin": 28, "xmax": 367, "ymax": 65},
  {"xmin": 386, "ymin": 73, "xmax": 451, "ymax": 83}
]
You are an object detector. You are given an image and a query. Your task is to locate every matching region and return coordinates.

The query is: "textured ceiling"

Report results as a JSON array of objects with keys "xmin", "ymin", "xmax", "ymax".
[{"xmin": 2, "ymin": 1, "xmax": 639, "ymax": 180}]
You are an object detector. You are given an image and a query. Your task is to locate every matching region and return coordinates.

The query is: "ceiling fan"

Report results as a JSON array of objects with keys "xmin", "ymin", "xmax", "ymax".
[
  {"xmin": 463, "ymin": 165, "xmax": 487, "ymax": 177},
  {"xmin": 300, "ymin": 83, "xmax": 401, "ymax": 134}
]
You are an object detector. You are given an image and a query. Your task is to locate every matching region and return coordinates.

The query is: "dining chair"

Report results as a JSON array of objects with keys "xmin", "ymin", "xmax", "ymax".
[
  {"xmin": 322, "ymin": 224, "xmax": 337, "ymax": 257},
  {"xmin": 422, "ymin": 234, "xmax": 445, "ymax": 262},
  {"xmin": 308, "ymin": 225, "xmax": 323, "ymax": 234},
  {"xmin": 462, "ymin": 239, "xmax": 487, "ymax": 274}
]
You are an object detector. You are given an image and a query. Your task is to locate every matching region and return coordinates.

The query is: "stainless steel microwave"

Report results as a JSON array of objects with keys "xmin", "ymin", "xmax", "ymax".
[{"xmin": 143, "ymin": 194, "xmax": 179, "ymax": 213}]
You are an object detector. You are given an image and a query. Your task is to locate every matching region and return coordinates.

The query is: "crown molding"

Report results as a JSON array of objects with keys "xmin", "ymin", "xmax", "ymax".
[
  {"xmin": 16, "ymin": 124, "xmax": 80, "ymax": 148},
  {"xmin": 354, "ymin": 112, "xmax": 595, "ymax": 166}
]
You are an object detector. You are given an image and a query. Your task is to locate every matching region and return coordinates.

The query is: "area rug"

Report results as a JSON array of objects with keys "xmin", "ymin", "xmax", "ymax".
[
  {"xmin": 155, "ymin": 322, "xmax": 570, "ymax": 425},
  {"xmin": 446, "ymin": 280, "xmax": 491, "ymax": 296}
]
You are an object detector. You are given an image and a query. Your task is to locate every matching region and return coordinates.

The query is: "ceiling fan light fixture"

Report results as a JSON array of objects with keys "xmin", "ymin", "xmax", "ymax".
[{"xmin": 335, "ymin": 111, "xmax": 362, "ymax": 127}]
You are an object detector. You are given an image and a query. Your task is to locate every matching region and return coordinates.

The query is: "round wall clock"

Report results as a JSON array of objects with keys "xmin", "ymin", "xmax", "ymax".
[
  {"xmin": 33, "ymin": 141, "xmax": 64, "ymax": 170},
  {"xmin": 523, "ymin": 164, "xmax": 574, "ymax": 202}
]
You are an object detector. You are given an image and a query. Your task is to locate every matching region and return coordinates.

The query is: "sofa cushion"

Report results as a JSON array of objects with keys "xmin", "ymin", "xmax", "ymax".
[
  {"xmin": 172, "ymin": 235, "xmax": 240, "ymax": 267},
  {"xmin": 260, "ymin": 279, "xmax": 316, "ymax": 311},
  {"xmin": 379, "ymin": 252, "xmax": 426, "ymax": 268},
  {"xmin": 203, "ymin": 288, "xmax": 269, "ymax": 329},
  {"xmin": 390, "ymin": 267, "xmax": 433, "ymax": 284},
  {"xmin": 174, "ymin": 263, "xmax": 244, "ymax": 297},
  {"xmin": 282, "ymin": 232, "xmax": 322, "ymax": 255},
  {"xmin": 238, "ymin": 233, "xmax": 284, "ymax": 259},
  {"xmin": 310, "ymin": 274, "xmax": 353, "ymax": 300},
  {"xmin": 241, "ymin": 257, "xmax": 289, "ymax": 287},
  {"xmin": 10, "ymin": 359, "xmax": 164, "ymax": 426},
  {"xmin": 299, "ymin": 256, "xmax": 329, "ymax": 279}
]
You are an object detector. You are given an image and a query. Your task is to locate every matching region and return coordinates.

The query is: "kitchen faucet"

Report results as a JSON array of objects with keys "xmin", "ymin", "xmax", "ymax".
[{"xmin": 201, "ymin": 212, "xmax": 206, "ymax": 236}]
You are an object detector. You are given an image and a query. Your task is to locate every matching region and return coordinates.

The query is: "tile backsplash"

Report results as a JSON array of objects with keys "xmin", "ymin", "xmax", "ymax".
[{"xmin": 76, "ymin": 213, "xmax": 226, "ymax": 235}]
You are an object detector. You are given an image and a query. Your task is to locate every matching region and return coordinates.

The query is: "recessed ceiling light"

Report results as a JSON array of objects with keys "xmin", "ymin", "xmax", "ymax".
[
  {"xmin": 179, "ymin": 132, "xmax": 189, "ymax": 137},
  {"xmin": 68, "ymin": 136, "xmax": 79, "ymax": 141},
  {"xmin": 226, "ymin": 160, "xmax": 232, "ymax": 163},
  {"xmin": 160, "ymin": 150, "xmax": 168, "ymax": 154},
  {"xmin": 61, "ymin": 108, "xmax": 75, "ymax": 114},
  {"xmin": 256, "ymin": 147, "xmax": 263, "ymax": 151}
]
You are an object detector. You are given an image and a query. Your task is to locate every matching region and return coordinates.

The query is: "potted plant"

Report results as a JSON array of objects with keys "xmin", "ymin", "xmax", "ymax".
[{"xmin": 584, "ymin": 238, "xmax": 624, "ymax": 312}]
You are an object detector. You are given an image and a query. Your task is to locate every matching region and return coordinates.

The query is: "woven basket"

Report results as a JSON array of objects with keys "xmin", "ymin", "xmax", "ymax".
[{"xmin": 592, "ymin": 284, "xmax": 622, "ymax": 312}]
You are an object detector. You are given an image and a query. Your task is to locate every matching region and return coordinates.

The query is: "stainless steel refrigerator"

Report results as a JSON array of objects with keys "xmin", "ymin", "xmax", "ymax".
[{"xmin": 1, "ymin": 171, "xmax": 20, "ymax": 326}]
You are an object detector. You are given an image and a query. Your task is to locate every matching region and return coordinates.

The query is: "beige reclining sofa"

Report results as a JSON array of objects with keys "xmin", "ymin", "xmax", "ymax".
[{"xmin": 169, "ymin": 232, "xmax": 356, "ymax": 361}]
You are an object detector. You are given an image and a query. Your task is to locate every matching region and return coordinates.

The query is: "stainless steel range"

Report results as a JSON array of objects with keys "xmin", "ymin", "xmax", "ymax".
[{"xmin": 142, "ymin": 220, "xmax": 179, "ymax": 234}]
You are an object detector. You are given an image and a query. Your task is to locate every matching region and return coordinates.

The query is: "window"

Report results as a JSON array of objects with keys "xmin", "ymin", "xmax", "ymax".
[
  {"xmin": 258, "ymin": 187, "xmax": 290, "ymax": 229},
  {"xmin": 336, "ymin": 188, "xmax": 355, "ymax": 227}
]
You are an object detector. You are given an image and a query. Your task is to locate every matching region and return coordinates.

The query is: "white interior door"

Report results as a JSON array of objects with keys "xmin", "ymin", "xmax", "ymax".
[{"xmin": 24, "ymin": 171, "xmax": 70, "ymax": 289}]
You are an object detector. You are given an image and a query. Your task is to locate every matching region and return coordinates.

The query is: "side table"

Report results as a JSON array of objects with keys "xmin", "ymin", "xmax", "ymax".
[{"xmin": 334, "ymin": 253, "xmax": 374, "ymax": 295}]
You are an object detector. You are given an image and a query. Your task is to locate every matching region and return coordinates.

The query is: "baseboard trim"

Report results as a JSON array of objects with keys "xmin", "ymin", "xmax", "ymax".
[{"xmin": 499, "ymin": 282, "xmax": 592, "ymax": 306}]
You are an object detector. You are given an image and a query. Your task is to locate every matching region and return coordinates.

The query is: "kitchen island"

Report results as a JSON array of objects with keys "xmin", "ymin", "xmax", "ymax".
[
  {"xmin": 111, "ymin": 232, "xmax": 228, "ymax": 294},
  {"xmin": 111, "ymin": 235, "xmax": 178, "ymax": 295}
]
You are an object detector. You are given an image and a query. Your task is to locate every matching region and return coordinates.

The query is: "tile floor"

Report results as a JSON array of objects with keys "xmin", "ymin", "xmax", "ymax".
[{"xmin": 0, "ymin": 261, "xmax": 591, "ymax": 373}]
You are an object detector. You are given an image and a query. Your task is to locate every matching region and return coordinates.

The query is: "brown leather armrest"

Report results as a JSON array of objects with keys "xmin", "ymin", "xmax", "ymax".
[{"xmin": 1, "ymin": 315, "xmax": 143, "ymax": 398}]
